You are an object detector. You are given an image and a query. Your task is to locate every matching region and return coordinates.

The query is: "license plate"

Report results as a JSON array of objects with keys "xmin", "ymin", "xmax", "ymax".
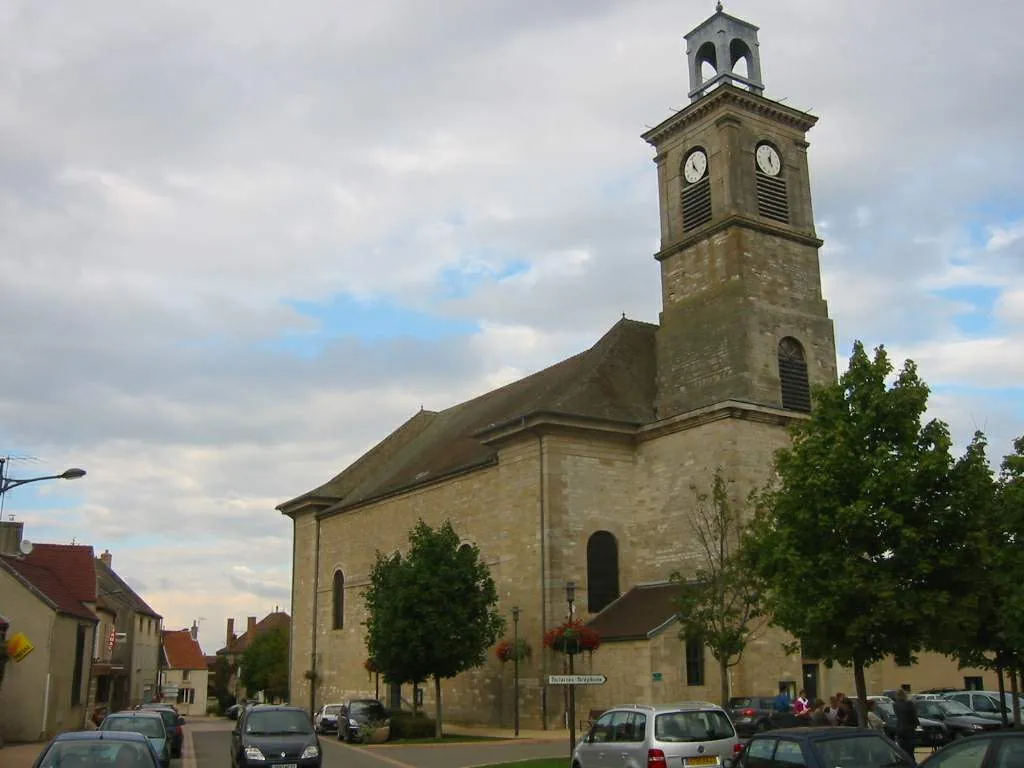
[
  {"xmin": 685, "ymin": 757, "xmax": 719, "ymax": 767},
  {"xmin": 275, "ymin": 764, "xmax": 297, "ymax": 768}
]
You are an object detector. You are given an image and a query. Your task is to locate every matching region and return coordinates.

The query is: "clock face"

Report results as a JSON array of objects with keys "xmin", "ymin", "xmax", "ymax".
[
  {"xmin": 683, "ymin": 149, "xmax": 708, "ymax": 184},
  {"xmin": 756, "ymin": 143, "xmax": 781, "ymax": 176}
]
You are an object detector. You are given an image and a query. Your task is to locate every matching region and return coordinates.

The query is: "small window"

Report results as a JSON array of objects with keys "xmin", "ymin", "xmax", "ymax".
[
  {"xmin": 71, "ymin": 625, "xmax": 86, "ymax": 705},
  {"xmin": 332, "ymin": 570, "xmax": 345, "ymax": 629},
  {"xmin": 963, "ymin": 676, "xmax": 983, "ymax": 691},
  {"xmin": 183, "ymin": 669, "xmax": 190, "ymax": 682},
  {"xmin": 685, "ymin": 637, "xmax": 705, "ymax": 686},
  {"xmin": 586, "ymin": 531, "xmax": 620, "ymax": 613},
  {"xmin": 778, "ymin": 337, "xmax": 811, "ymax": 412}
]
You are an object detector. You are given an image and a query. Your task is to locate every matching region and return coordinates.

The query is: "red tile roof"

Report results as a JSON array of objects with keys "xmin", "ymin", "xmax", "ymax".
[
  {"xmin": 218, "ymin": 611, "xmax": 291, "ymax": 655},
  {"xmin": 1, "ymin": 546, "xmax": 98, "ymax": 622},
  {"xmin": 162, "ymin": 629, "xmax": 207, "ymax": 670}
]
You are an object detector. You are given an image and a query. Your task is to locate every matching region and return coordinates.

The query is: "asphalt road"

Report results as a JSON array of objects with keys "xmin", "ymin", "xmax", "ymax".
[{"xmin": 191, "ymin": 726, "xmax": 568, "ymax": 768}]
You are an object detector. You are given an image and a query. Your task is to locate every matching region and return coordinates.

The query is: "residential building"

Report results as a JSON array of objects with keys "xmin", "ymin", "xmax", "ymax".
[
  {"xmin": 216, "ymin": 611, "xmax": 291, "ymax": 703},
  {"xmin": 277, "ymin": 4, "xmax": 990, "ymax": 727},
  {"xmin": 0, "ymin": 521, "xmax": 98, "ymax": 741},
  {"xmin": 160, "ymin": 622, "xmax": 209, "ymax": 716},
  {"xmin": 95, "ymin": 550, "xmax": 163, "ymax": 708}
]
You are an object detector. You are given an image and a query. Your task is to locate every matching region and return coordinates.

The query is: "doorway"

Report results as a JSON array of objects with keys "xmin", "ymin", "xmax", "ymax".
[{"xmin": 802, "ymin": 663, "xmax": 820, "ymax": 701}]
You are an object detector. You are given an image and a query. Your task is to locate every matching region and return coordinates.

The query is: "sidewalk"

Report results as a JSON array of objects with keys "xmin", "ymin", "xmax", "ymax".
[
  {"xmin": 0, "ymin": 741, "xmax": 45, "ymax": 768},
  {"xmin": 443, "ymin": 723, "xmax": 567, "ymax": 742}
]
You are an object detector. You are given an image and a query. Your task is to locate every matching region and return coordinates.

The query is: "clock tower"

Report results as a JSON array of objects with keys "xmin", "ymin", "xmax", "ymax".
[{"xmin": 645, "ymin": 5, "xmax": 837, "ymax": 419}]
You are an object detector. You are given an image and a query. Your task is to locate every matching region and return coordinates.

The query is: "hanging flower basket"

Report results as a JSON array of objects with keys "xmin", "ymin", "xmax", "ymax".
[
  {"xmin": 543, "ymin": 620, "xmax": 601, "ymax": 655},
  {"xmin": 364, "ymin": 658, "xmax": 380, "ymax": 676},
  {"xmin": 495, "ymin": 638, "xmax": 532, "ymax": 663}
]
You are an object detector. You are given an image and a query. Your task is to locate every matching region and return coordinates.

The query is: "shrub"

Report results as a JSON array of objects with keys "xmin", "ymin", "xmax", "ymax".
[{"xmin": 387, "ymin": 711, "xmax": 436, "ymax": 740}]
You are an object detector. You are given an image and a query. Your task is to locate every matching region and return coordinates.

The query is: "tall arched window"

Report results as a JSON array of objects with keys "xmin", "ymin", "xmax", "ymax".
[
  {"xmin": 586, "ymin": 531, "xmax": 620, "ymax": 613},
  {"xmin": 778, "ymin": 337, "xmax": 811, "ymax": 412},
  {"xmin": 332, "ymin": 570, "xmax": 345, "ymax": 630}
]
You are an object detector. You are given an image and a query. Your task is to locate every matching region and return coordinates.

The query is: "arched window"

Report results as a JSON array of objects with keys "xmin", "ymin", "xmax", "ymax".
[
  {"xmin": 778, "ymin": 337, "xmax": 811, "ymax": 412},
  {"xmin": 586, "ymin": 531, "xmax": 620, "ymax": 613},
  {"xmin": 332, "ymin": 570, "xmax": 345, "ymax": 630}
]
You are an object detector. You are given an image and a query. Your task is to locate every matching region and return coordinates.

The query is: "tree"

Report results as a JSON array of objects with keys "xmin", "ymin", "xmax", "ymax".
[
  {"xmin": 239, "ymin": 627, "xmax": 289, "ymax": 702},
  {"xmin": 669, "ymin": 469, "xmax": 763, "ymax": 706},
  {"xmin": 364, "ymin": 519, "xmax": 505, "ymax": 737},
  {"xmin": 996, "ymin": 436, "xmax": 1024, "ymax": 724},
  {"xmin": 744, "ymin": 342, "xmax": 961, "ymax": 727},
  {"xmin": 211, "ymin": 654, "xmax": 237, "ymax": 711}
]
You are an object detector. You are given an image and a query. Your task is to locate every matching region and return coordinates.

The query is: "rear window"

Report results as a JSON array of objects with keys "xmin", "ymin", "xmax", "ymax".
[
  {"xmin": 729, "ymin": 697, "xmax": 753, "ymax": 707},
  {"xmin": 323, "ymin": 705, "xmax": 342, "ymax": 714},
  {"xmin": 245, "ymin": 709, "xmax": 313, "ymax": 735},
  {"xmin": 144, "ymin": 710, "xmax": 176, "ymax": 727},
  {"xmin": 102, "ymin": 716, "xmax": 165, "ymax": 739},
  {"xmin": 40, "ymin": 741, "xmax": 157, "ymax": 768},
  {"xmin": 813, "ymin": 734, "xmax": 909, "ymax": 768},
  {"xmin": 349, "ymin": 701, "xmax": 387, "ymax": 719},
  {"xmin": 654, "ymin": 710, "xmax": 735, "ymax": 742}
]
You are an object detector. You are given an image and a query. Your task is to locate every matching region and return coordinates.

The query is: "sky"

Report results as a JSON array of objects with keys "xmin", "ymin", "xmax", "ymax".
[{"xmin": 1, "ymin": 0, "xmax": 1022, "ymax": 654}]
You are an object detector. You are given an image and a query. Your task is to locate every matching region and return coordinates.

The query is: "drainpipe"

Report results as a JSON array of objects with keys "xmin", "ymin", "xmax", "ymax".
[
  {"xmin": 288, "ymin": 515, "xmax": 297, "ymax": 708},
  {"xmin": 309, "ymin": 514, "xmax": 321, "ymax": 715},
  {"xmin": 535, "ymin": 428, "xmax": 549, "ymax": 729}
]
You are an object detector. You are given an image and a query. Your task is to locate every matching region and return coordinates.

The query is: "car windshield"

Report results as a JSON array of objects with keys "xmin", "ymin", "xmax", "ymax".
[
  {"xmin": 654, "ymin": 710, "xmax": 734, "ymax": 742},
  {"xmin": 142, "ymin": 710, "xmax": 176, "ymax": 727},
  {"xmin": 939, "ymin": 700, "xmax": 975, "ymax": 716},
  {"xmin": 102, "ymin": 717, "xmax": 165, "ymax": 739},
  {"xmin": 38, "ymin": 741, "xmax": 156, "ymax": 768},
  {"xmin": 813, "ymin": 733, "xmax": 911, "ymax": 768},
  {"xmin": 245, "ymin": 710, "xmax": 313, "ymax": 735}
]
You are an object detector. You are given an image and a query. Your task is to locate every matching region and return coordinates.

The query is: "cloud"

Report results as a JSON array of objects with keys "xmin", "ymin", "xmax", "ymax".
[{"xmin": 1, "ymin": 0, "xmax": 1022, "ymax": 650}]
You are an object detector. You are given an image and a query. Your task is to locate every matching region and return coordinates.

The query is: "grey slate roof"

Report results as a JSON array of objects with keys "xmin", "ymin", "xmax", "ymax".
[{"xmin": 96, "ymin": 557, "xmax": 162, "ymax": 619}]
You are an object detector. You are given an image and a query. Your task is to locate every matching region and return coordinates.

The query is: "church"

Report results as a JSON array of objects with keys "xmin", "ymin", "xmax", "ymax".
[{"xmin": 279, "ymin": 5, "xmax": 988, "ymax": 728}]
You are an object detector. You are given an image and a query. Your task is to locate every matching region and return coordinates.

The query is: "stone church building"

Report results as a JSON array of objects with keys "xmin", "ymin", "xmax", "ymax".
[{"xmin": 280, "ymin": 6, "xmax": 989, "ymax": 728}]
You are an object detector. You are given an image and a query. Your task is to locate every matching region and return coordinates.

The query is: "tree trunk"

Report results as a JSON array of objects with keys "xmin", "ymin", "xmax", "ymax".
[
  {"xmin": 997, "ymin": 664, "xmax": 1008, "ymax": 727},
  {"xmin": 852, "ymin": 660, "xmax": 867, "ymax": 728},
  {"xmin": 1010, "ymin": 669, "xmax": 1021, "ymax": 727},
  {"xmin": 412, "ymin": 683, "xmax": 419, "ymax": 716},
  {"xmin": 719, "ymin": 656, "xmax": 730, "ymax": 707},
  {"xmin": 434, "ymin": 676, "xmax": 443, "ymax": 739}
]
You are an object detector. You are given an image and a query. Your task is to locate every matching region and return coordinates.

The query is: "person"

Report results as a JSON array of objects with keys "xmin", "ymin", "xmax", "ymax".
[
  {"xmin": 809, "ymin": 699, "xmax": 830, "ymax": 726},
  {"xmin": 866, "ymin": 700, "xmax": 886, "ymax": 732},
  {"xmin": 893, "ymin": 689, "xmax": 919, "ymax": 764},
  {"xmin": 825, "ymin": 695, "xmax": 840, "ymax": 725},
  {"xmin": 773, "ymin": 683, "xmax": 792, "ymax": 714},
  {"xmin": 793, "ymin": 689, "xmax": 810, "ymax": 716}
]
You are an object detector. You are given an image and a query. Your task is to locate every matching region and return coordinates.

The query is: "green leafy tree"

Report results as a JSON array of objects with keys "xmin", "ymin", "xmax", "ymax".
[
  {"xmin": 364, "ymin": 519, "xmax": 505, "ymax": 738},
  {"xmin": 670, "ymin": 469, "xmax": 763, "ymax": 706},
  {"xmin": 239, "ymin": 627, "xmax": 289, "ymax": 702},
  {"xmin": 997, "ymin": 437, "xmax": 1024, "ymax": 723},
  {"xmin": 211, "ymin": 654, "xmax": 237, "ymax": 710},
  {"xmin": 744, "ymin": 342, "xmax": 961, "ymax": 726}
]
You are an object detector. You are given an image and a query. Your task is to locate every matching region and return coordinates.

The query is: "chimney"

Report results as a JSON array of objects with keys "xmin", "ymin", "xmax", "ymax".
[
  {"xmin": 226, "ymin": 618, "xmax": 235, "ymax": 647},
  {"xmin": 100, "ymin": 549, "xmax": 113, "ymax": 568},
  {"xmin": 190, "ymin": 620, "xmax": 199, "ymax": 641},
  {"xmin": 247, "ymin": 616, "xmax": 257, "ymax": 634},
  {"xmin": 0, "ymin": 520, "xmax": 24, "ymax": 556}
]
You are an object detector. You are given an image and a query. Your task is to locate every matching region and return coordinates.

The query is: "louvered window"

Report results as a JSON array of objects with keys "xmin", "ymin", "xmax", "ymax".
[
  {"xmin": 682, "ymin": 176, "xmax": 712, "ymax": 231},
  {"xmin": 586, "ymin": 531, "xmax": 620, "ymax": 613},
  {"xmin": 778, "ymin": 337, "xmax": 811, "ymax": 412}
]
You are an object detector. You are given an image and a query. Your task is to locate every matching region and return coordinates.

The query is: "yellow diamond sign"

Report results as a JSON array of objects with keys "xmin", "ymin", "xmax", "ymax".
[{"xmin": 7, "ymin": 632, "xmax": 35, "ymax": 662}]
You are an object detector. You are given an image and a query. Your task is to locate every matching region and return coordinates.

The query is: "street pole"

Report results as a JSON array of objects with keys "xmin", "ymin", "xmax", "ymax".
[
  {"xmin": 566, "ymin": 582, "xmax": 576, "ymax": 761},
  {"xmin": 512, "ymin": 606, "xmax": 521, "ymax": 737}
]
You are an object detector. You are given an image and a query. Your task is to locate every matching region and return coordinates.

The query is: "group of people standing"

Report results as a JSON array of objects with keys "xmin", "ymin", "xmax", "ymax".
[{"xmin": 771, "ymin": 685, "xmax": 920, "ymax": 762}]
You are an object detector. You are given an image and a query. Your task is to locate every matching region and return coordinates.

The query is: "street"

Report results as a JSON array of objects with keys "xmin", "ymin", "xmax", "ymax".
[{"xmin": 188, "ymin": 718, "xmax": 568, "ymax": 768}]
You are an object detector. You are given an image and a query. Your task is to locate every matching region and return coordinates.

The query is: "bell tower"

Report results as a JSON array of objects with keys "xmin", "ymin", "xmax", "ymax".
[{"xmin": 645, "ymin": 4, "xmax": 837, "ymax": 420}]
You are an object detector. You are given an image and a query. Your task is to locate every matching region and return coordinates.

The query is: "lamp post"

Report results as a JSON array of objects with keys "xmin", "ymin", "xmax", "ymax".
[
  {"xmin": 566, "ymin": 581, "xmax": 577, "ymax": 760},
  {"xmin": 0, "ymin": 458, "xmax": 86, "ymax": 498},
  {"xmin": 512, "ymin": 606, "xmax": 521, "ymax": 737}
]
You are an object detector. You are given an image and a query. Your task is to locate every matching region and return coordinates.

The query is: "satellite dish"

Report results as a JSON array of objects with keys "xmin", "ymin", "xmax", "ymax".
[{"xmin": 19, "ymin": 539, "xmax": 34, "ymax": 556}]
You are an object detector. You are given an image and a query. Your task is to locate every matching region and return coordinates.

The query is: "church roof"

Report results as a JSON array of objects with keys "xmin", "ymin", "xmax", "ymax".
[
  {"xmin": 586, "ymin": 582, "xmax": 680, "ymax": 642},
  {"xmin": 281, "ymin": 317, "xmax": 658, "ymax": 515}
]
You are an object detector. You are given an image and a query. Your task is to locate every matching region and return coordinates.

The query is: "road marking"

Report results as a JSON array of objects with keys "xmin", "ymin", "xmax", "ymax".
[
  {"xmin": 322, "ymin": 739, "xmax": 417, "ymax": 768},
  {"xmin": 182, "ymin": 728, "xmax": 197, "ymax": 768}
]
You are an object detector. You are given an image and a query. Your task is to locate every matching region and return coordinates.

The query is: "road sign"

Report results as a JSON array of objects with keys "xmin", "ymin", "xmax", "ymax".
[{"xmin": 547, "ymin": 674, "xmax": 607, "ymax": 685}]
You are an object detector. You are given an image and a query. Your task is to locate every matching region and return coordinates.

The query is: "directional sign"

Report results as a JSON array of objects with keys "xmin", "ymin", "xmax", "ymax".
[{"xmin": 547, "ymin": 674, "xmax": 607, "ymax": 685}]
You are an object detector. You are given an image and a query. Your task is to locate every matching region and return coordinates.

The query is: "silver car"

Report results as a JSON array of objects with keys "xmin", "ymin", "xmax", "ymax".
[{"xmin": 573, "ymin": 702, "xmax": 741, "ymax": 768}]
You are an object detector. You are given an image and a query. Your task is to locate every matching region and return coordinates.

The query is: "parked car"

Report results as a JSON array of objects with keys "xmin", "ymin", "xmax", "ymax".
[
  {"xmin": 572, "ymin": 701, "xmax": 741, "ymax": 768},
  {"xmin": 313, "ymin": 703, "xmax": 345, "ymax": 734},
  {"xmin": 337, "ymin": 699, "xmax": 391, "ymax": 743},
  {"xmin": 98, "ymin": 711, "xmax": 171, "ymax": 768},
  {"xmin": 941, "ymin": 691, "xmax": 1022, "ymax": 722},
  {"xmin": 911, "ymin": 699, "xmax": 1003, "ymax": 739},
  {"xmin": 231, "ymin": 704, "xmax": 321, "ymax": 768},
  {"xmin": 31, "ymin": 730, "xmax": 161, "ymax": 768},
  {"xmin": 920, "ymin": 729, "xmax": 1024, "ymax": 766},
  {"xmin": 226, "ymin": 702, "xmax": 244, "ymax": 720},
  {"xmin": 734, "ymin": 727, "xmax": 913, "ymax": 768},
  {"xmin": 861, "ymin": 696, "xmax": 951, "ymax": 748},
  {"xmin": 727, "ymin": 696, "xmax": 805, "ymax": 737},
  {"xmin": 136, "ymin": 704, "xmax": 185, "ymax": 758}
]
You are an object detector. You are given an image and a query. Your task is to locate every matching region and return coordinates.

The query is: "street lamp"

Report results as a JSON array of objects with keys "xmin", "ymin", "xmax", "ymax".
[
  {"xmin": 0, "ymin": 458, "xmax": 86, "ymax": 497},
  {"xmin": 566, "ymin": 581, "xmax": 577, "ymax": 760},
  {"xmin": 512, "ymin": 606, "xmax": 521, "ymax": 737}
]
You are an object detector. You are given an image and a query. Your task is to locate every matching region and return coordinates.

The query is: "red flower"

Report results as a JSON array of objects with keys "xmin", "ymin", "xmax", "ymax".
[
  {"xmin": 543, "ymin": 620, "xmax": 601, "ymax": 655},
  {"xmin": 495, "ymin": 639, "xmax": 532, "ymax": 663}
]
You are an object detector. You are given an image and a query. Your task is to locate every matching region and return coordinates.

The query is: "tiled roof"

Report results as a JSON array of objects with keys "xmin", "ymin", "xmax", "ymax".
[
  {"xmin": 217, "ymin": 611, "xmax": 291, "ymax": 655},
  {"xmin": 162, "ymin": 629, "xmax": 207, "ymax": 670},
  {"xmin": 280, "ymin": 318, "xmax": 657, "ymax": 514},
  {"xmin": 585, "ymin": 582, "xmax": 680, "ymax": 642},
  {"xmin": 96, "ymin": 557, "xmax": 162, "ymax": 619},
  {"xmin": 0, "ymin": 547, "xmax": 98, "ymax": 622}
]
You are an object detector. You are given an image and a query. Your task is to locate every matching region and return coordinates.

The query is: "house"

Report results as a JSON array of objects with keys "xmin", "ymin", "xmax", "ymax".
[
  {"xmin": 217, "ymin": 611, "xmax": 291, "ymax": 703},
  {"xmin": 160, "ymin": 623, "xmax": 209, "ymax": 716},
  {"xmin": 0, "ymin": 521, "xmax": 98, "ymax": 741},
  {"xmin": 277, "ymin": 4, "xmax": 991, "ymax": 727},
  {"xmin": 95, "ymin": 550, "xmax": 163, "ymax": 708}
]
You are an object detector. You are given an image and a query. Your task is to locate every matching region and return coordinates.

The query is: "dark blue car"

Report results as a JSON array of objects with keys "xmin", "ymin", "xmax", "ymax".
[
  {"xmin": 31, "ymin": 730, "xmax": 161, "ymax": 768},
  {"xmin": 735, "ymin": 726, "xmax": 914, "ymax": 768}
]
